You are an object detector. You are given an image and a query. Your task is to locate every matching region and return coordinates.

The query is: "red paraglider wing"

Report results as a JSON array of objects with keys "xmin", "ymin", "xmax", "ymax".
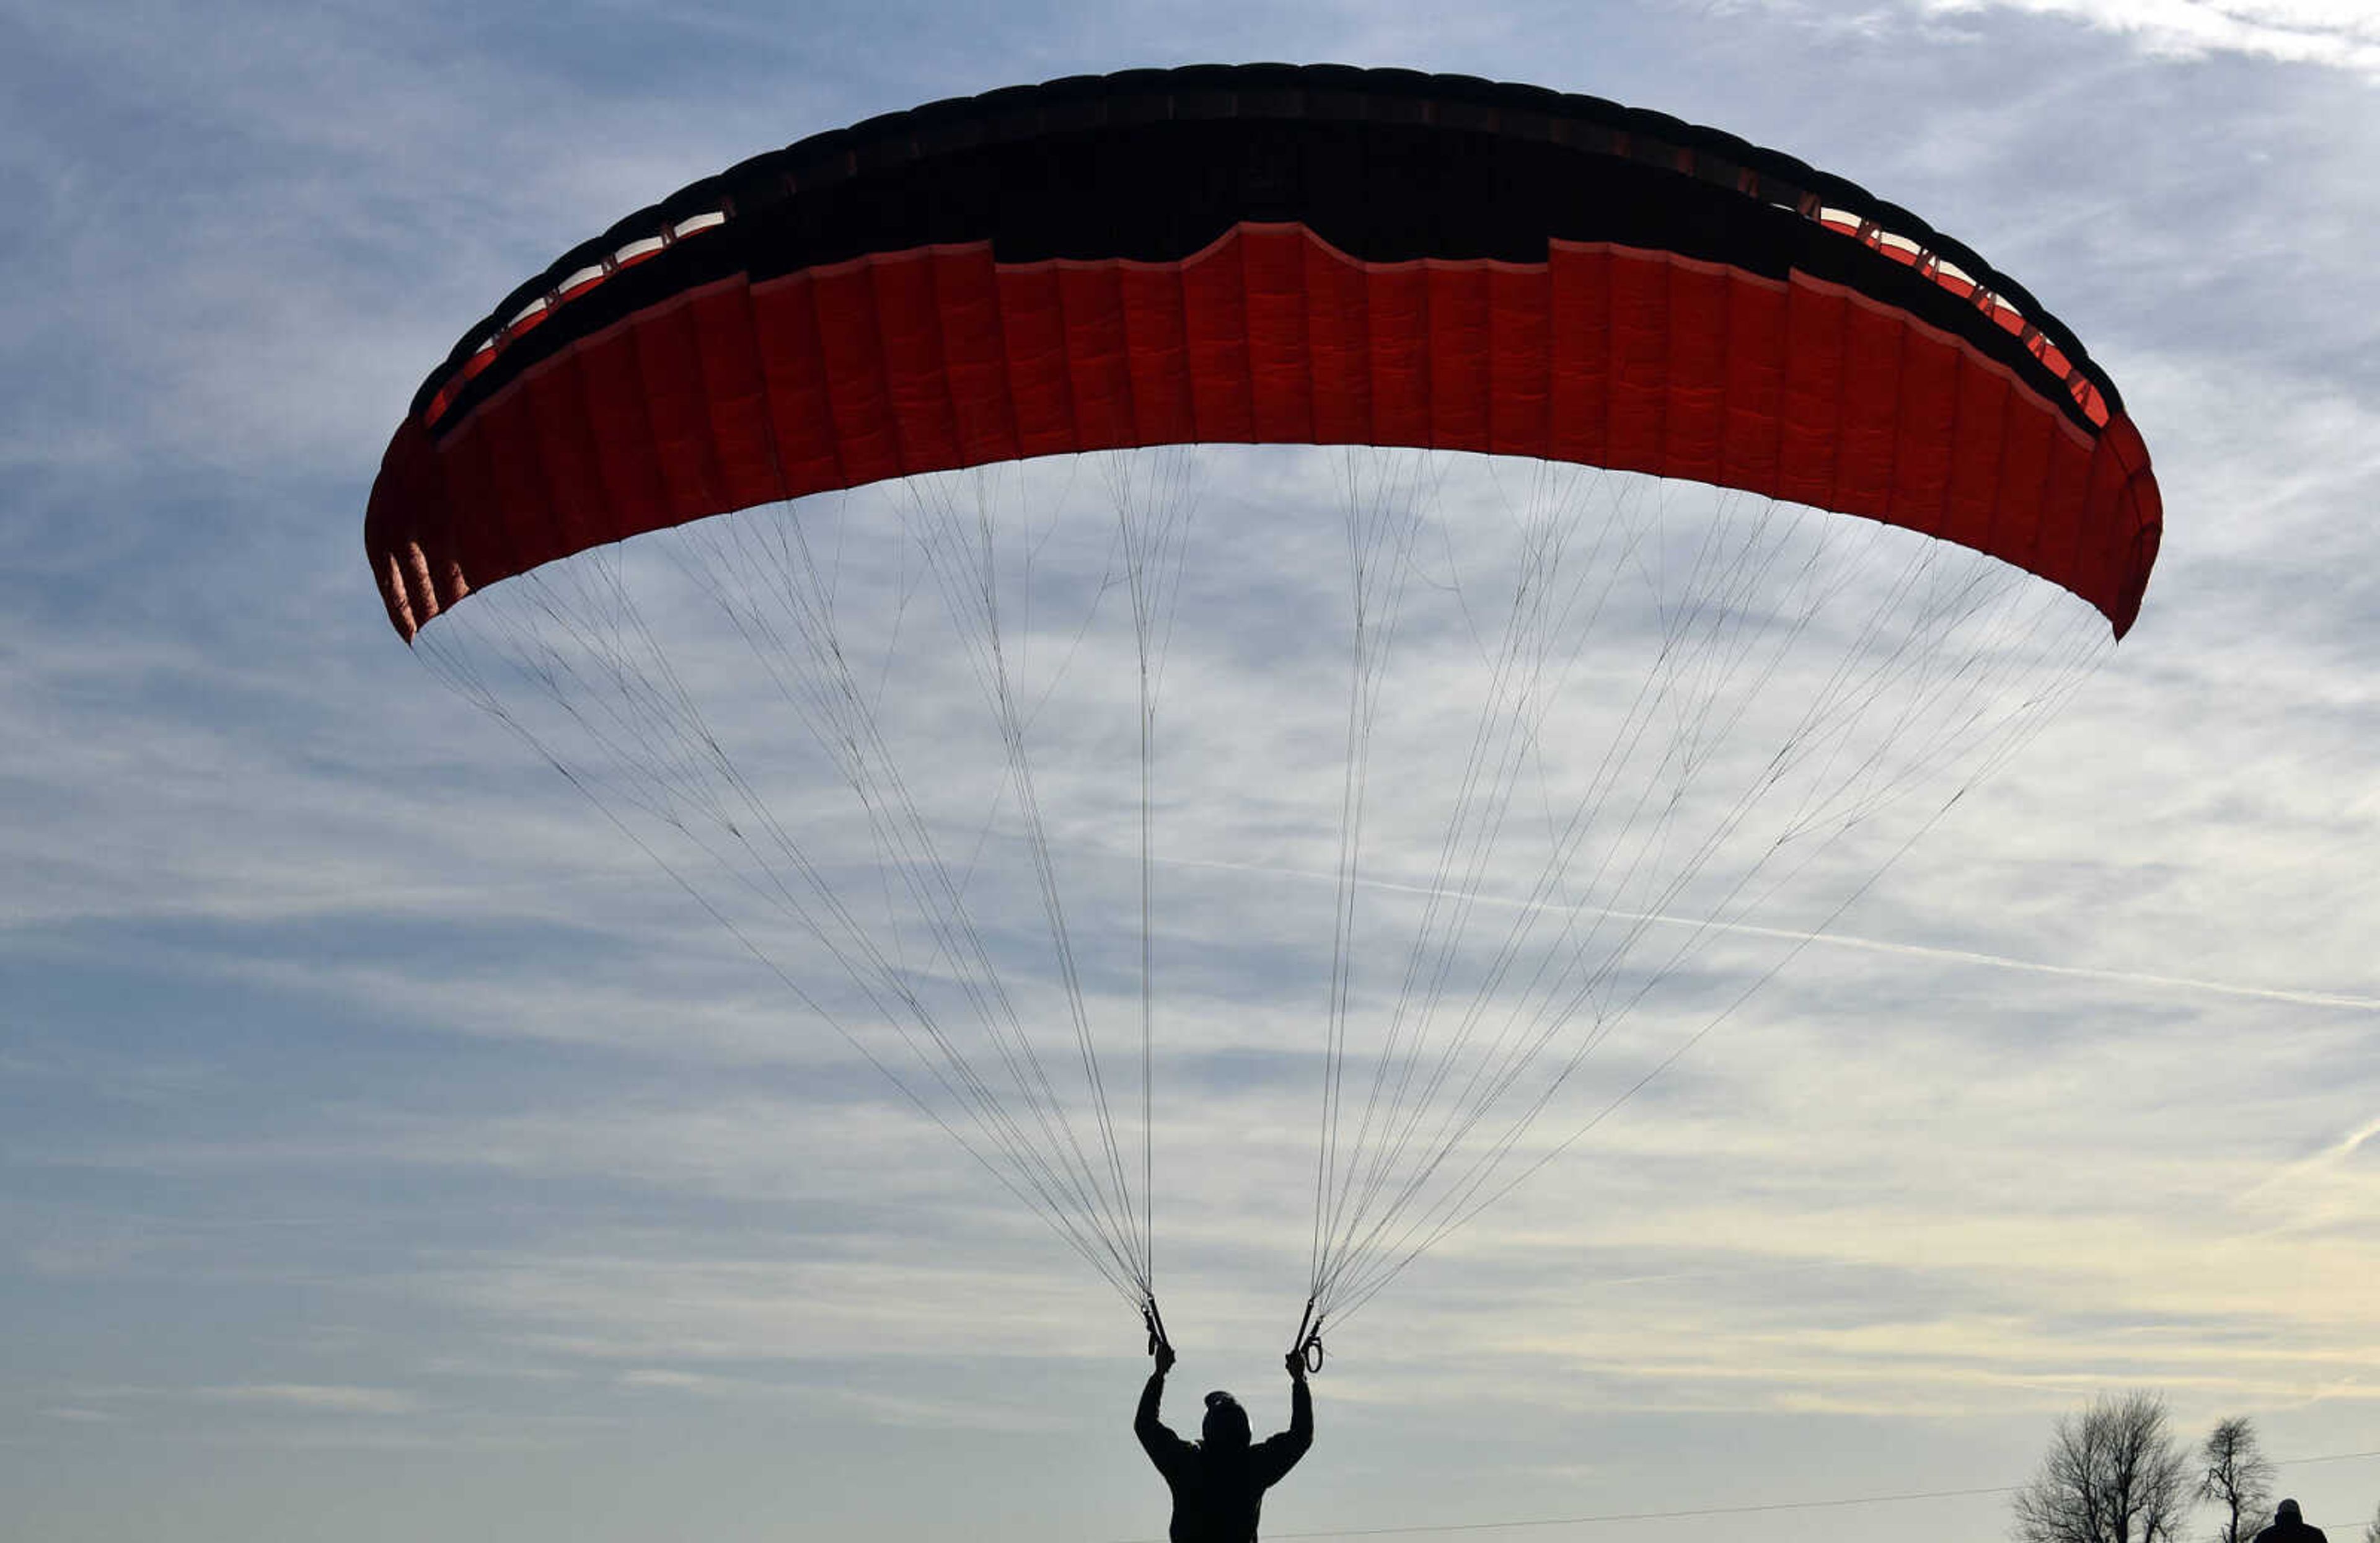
[{"xmin": 366, "ymin": 64, "xmax": 2160, "ymax": 641}]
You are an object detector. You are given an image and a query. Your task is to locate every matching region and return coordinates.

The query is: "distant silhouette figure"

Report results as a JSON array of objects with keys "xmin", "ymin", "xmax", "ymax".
[
  {"xmin": 1136, "ymin": 1337, "xmax": 1313, "ymax": 1542},
  {"xmin": 2255, "ymin": 1499, "xmax": 2327, "ymax": 1543}
]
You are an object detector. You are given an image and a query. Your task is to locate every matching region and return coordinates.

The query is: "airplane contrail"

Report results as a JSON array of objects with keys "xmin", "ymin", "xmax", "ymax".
[
  {"xmin": 1153, "ymin": 851, "xmax": 2380, "ymax": 1015},
  {"xmin": 2242, "ymin": 1112, "xmax": 2380, "ymax": 1204}
]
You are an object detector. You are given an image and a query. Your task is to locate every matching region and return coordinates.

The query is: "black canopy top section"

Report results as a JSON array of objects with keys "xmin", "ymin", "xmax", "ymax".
[{"xmin": 416, "ymin": 63, "xmax": 2124, "ymax": 438}]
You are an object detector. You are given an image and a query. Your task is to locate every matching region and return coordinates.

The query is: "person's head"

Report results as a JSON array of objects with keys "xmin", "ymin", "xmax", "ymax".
[
  {"xmin": 2276, "ymin": 1500, "xmax": 2303, "ymax": 1524},
  {"xmin": 1202, "ymin": 1390, "xmax": 1250, "ymax": 1452}
]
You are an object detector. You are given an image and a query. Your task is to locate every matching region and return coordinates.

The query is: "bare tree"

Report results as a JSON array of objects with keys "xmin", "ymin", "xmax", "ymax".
[
  {"xmin": 2198, "ymin": 1417, "xmax": 2275, "ymax": 1543},
  {"xmin": 2360, "ymin": 1498, "xmax": 2379, "ymax": 1543},
  {"xmin": 2012, "ymin": 1391, "xmax": 2197, "ymax": 1543}
]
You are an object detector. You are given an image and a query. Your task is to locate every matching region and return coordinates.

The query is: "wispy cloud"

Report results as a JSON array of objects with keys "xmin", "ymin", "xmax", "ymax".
[
  {"xmin": 203, "ymin": 1384, "xmax": 423, "ymax": 1415},
  {"xmin": 37, "ymin": 1408, "xmax": 115, "ymax": 1424},
  {"xmin": 1918, "ymin": 0, "xmax": 2380, "ymax": 76}
]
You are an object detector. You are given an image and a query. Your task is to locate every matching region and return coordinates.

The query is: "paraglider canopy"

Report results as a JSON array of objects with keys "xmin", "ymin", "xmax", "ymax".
[{"xmin": 367, "ymin": 63, "xmax": 2158, "ymax": 643}]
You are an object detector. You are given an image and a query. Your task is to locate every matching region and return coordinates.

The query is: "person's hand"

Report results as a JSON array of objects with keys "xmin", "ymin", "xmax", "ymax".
[
  {"xmin": 1153, "ymin": 1338, "xmax": 1176, "ymax": 1376},
  {"xmin": 1284, "ymin": 1348, "xmax": 1308, "ymax": 1383}
]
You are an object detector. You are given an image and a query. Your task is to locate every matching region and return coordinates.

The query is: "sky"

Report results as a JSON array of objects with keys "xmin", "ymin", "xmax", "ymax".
[{"xmin": 4, "ymin": 2, "xmax": 2379, "ymax": 1541}]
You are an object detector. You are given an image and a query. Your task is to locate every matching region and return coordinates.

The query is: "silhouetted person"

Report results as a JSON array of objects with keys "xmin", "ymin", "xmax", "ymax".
[
  {"xmin": 1136, "ymin": 1337, "xmax": 1312, "ymax": 1542},
  {"xmin": 2255, "ymin": 1499, "xmax": 2326, "ymax": 1543}
]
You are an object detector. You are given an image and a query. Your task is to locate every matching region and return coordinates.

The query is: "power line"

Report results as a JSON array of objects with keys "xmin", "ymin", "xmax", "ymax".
[
  {"xmin": 1261, "ymin": 1482, "xmax": 2018, "ymax": 1537},
  {"xmin": 2284, "ymin": 1448, "xmax": 2380, "ymax": 1467},
  {"xmin": 1106, "ymin": 1447, "xmax": 2380, "ymax": 1542}
]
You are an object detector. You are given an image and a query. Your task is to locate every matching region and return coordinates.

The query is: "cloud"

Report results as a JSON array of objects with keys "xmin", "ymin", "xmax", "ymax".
[
  {"xmin": 38, "ymin": 1407, "xmax": 115, "ymax": 1424},
  {"xmin": 1916, "ymin": 0, "xmax": 2380, "ymax": 76},
  {"xmin": 201, "ymin": 1384, "xmax": 423, "ymax": 1415}
]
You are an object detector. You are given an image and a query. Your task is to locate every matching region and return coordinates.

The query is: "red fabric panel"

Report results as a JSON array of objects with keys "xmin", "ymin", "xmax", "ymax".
[
  {"xmin": 685, "ymin": 280, "xmax": 785, "ymax": 509},
  {"xmin": 809, "ymin": 263, "xmax": 903, "ymax": 487},
  {"xmin": 1486, "ymin": 264, "xmax": 1549, "ymax": 458},
  {"xmin": 2110, "ymin": 431, "xmax": 2161, "ymax": 634},
  {"xmin": 1119, "ymin": 263, "xmax": 1196, "ymax": 447},
  {"xmin": 929, "ymin": 247, "xmax": 1023, "ymax": 466},
  {"xmin": 521, "ymin": 351, "xmax": 627, "ymax": 555},
  {"xmin": 749, "ymin": 273, "xmax": 844, "ymax": 493},
  {"xmin": 2097, "ymin": 410, "xmax": 2161, "ymax": 618},
  {"xmin": 997, "ymin": 263, "xmax": 1075, "ymax": 456},
  {"xmin": 632, "ymin": 298, "xmax": 732, "ymax": 524},
  {"xmin": 1987, "ymin": 388, "xmax": 2059, "ymax": 581},
  {"xmin": 1179, "ymin": 241, "xmax": 1253, "ymax": 443},
  {"xmin": 869, "ymin": 254, "xmax": 963, "ymax": 473},
  {"xmin": 2029, "ymin": 430, "xmax": 2097, "ymax": 599},
  {"xmin": 2073, "ymin": 430, "xmax": 2141, "ymax": 629},
  {"xmin": 999, "ymin": 265, "xmax": 1075, "ymax": 454},
  {"xmin": 1365, "ymin": 264, "xmax": 1430, "ymax": 448},
  {"xmin": 474, "ymin": 385, "xmax": 567, "ymax": 577},
  {"xmin": 434, "ymin": 416, "xmax": 509, "ymax": 608},
  {"xmin": 1774, "ymin": 281, "xmax": 1848, "ymax": 511},
  {"xmin": 574, "ymin": 322, "xmax": 675, "ymax": 541},
  {"xmin": 1604, "ymin": 249, "xmax": 1668, "ymax": 475},
  {"xmin": 1242, "ymin": 225, "xmax": 1315, "ymax": 444},
  {"xmin": 1883, "ymin": 317, "xmax": 1962, "ymax": 539},
  {"xmin": 1936, "ymin": 355, "xmax": 2012, "ymax": 559},
  {"xmin": 1660, "ymin": 261, "xmax": 1728, "ymax": 485},
  {"xmin": 1303, "ymin": 236, "xmax": 1373, "ymax": 445},
  {"xmin": 1832, "ymin": 296, "xmax": 1906, "ymax": 516},
  {"xmin": 1717, "ymin": 270, "xmax": 1786, "ymax": 494},
  {"xmin": 1059, "ymin": 263, "xmax": 1137, "ymax": 451},
  {"xmin": 1426, "ymin": 263, "xmax": 1490, "ymax": 451},
  {"xmin": 2104, "ymin": 413, "xmax": 2160, "ymax": 632},
  {"xmin": 373, "ymin": 221, "xmax": 2158, "ymax": 643},
  {"xmin": 1545, "ymin": 243, "xmax": 1609, "ymax": 466}
]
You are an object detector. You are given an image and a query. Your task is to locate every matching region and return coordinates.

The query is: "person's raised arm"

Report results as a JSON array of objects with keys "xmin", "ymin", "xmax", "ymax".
[
  {"xmin": 1135, "ymin": 1337, "xmax": 1178, "ymax": 1459},
  {"xmin": 1254, "ymin": 1348, "xmax": 1314, "ymax": 1483}
]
